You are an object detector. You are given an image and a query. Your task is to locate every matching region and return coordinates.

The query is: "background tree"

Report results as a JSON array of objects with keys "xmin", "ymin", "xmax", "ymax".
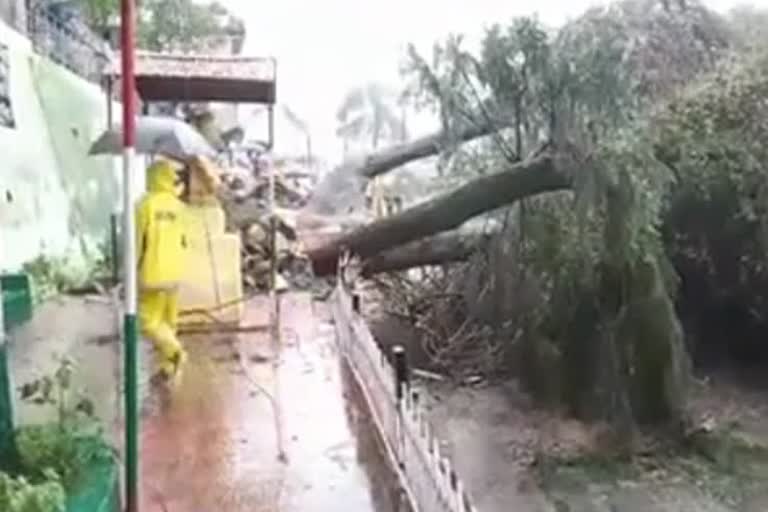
[
  {"xmin": 136, "ymin": 0, "xmax": 244, "ymax": 53},
  {"xmin": 336, "ymin": 82, "xmax": 406, "ymax": 154},
  {"xmin": 282, "ymin": 105, "xmax": 313, "ymax": 166},
  {"xmin": 76, "ymin": 0, "xmax": 119, "ymax": 36},
  {"xmin": 75, "ymin": 0, "xmax": 245, "ymax": 53}
]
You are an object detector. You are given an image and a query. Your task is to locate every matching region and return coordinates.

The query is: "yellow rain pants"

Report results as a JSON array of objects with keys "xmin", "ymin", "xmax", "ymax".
[
  {"xmin": 138, "ymin": 289, "xmax": 186, "ymax": 377},
  {"xmin": 136, "ymin": 159, "xmax": 188, "ymax": 379}
]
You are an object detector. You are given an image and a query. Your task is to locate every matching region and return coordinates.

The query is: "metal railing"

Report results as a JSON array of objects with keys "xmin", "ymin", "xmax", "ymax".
[
  {"xmin": 26, "ymin": 5, "xmax": 110, "ymax": 84},
  {"xmin": 331, "ymin": 276, "xmax": 479, "ymax": 512}
]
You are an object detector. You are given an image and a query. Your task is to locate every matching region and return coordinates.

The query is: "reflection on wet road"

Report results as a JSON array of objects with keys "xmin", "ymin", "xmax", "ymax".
[
  {"xmin": 138, "ymin": 292, "xmax": 406, "ymax": 512},
  {"xmin": 340, "ymin": 361, "xmax": 412, "ymax": 512}
]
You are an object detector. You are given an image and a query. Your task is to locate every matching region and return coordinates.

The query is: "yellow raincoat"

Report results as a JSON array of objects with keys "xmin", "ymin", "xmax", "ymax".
[{"xmin": 136, "ymin": 159, "xmax": 188, "ymax": 379}]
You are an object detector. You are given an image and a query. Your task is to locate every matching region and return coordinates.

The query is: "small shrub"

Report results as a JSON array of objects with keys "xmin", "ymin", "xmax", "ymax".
[
  {"xmin": 15, "ymin": 358, "xmax": 114, "ymax": 491},
  {"xmin": 0, "ymin": 470, "xmax": 66, "ymax": 512}
]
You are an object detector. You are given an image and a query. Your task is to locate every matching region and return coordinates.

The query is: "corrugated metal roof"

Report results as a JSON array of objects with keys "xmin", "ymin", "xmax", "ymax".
[
  {"xmin": 109, "ymin": 50, "xmax": 275, "ymax": 83},
  {"xmin": 108, "ymin": 50, "xmax": 277, "ymax": 103}
]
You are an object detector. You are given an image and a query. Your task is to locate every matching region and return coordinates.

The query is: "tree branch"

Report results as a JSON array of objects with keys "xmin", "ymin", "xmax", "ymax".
[
  {"xmin": 357, "ymin": 120, "xmax": 511, "ymax": 179},
  {"xmin": 306, "ymin": 153, "xmax": 573, "ymax": 275},
  {"xmin": 362, "ymin": 231, "xmax": 491, "ymax": 276}
]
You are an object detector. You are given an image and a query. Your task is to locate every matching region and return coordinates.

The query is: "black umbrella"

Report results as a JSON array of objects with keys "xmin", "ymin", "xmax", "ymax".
[{"xmin": 89, "ymin": 115, "xmax": 216, "ymax": 161}]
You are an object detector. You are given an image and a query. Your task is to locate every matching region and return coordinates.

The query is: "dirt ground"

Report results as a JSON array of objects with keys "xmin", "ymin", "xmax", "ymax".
[
  {"xmin": 368, "ymin": 311, "xmax": 768, "ymax": 512},
  {"xmin": 418, "ymin": 375, "xmax": 768, "ymax": 512},
  {"xmin": 7, "ymin": 294, "xmax": 120, "ymax": 432}
]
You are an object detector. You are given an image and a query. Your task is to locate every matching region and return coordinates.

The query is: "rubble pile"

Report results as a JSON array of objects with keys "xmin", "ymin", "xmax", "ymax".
[{"xmin": 213, "ymin": 150, "xmax": 321, "ymax": 293}]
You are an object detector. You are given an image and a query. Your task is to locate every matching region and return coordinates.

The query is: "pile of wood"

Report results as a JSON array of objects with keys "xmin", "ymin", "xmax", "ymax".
[{"xmin": 213, "ymin": 153, "xmax": 318, "ymax": 292}]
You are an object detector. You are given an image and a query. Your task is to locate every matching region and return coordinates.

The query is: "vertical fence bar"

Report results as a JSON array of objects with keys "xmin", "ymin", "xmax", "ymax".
[
  {"xmin": 393, "ymin": 345, "xmax": 408, "ymax": 401},
  {"xmin": 0, "ymin": 278, "xmax": 15, "ymax": 465},
  {"xmin": 267, "ymin": 103, "xmax": 275, "ymax": 151},
  {"xmin": 392, "ymin": 344, "xmax": 408, "ymax": 471}
]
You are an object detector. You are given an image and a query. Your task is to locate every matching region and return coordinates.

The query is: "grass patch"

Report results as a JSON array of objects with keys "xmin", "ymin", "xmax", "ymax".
[{"xmin": 533, "ymin": 431, "xmax": 768, "ymax": 510}]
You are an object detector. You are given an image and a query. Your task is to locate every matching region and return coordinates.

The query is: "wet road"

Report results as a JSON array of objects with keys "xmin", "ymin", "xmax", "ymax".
[{"xmin": 138, "ymin": 292, "xmax": 405, "ymax": 512}]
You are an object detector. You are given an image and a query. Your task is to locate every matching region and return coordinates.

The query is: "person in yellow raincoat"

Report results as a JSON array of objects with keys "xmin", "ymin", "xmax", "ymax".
[{"xmin": 136, "ymin": 158, "xmax": 188, "ymax": 384}]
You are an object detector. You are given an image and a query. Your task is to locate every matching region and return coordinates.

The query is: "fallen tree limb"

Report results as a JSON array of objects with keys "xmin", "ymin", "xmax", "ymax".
[
  {"xmin": 362, "ymin": 231, "xmax": 491, "ymax": 276},
  {"xmin": 304, "ymin": 121, "xmax": 512, "ymax": 216},
  {"xmin": 357, "ymin": 122, "xmax": 510, "ymax": 179},
  {"xmin": 306, "ymin": 153, "xmax": 573, "ymax": 275}
]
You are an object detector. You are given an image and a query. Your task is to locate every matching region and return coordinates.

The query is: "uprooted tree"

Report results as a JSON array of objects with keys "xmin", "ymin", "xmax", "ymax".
[{"xmin": 302, "ymin": 0, "xmax": 768, "ymax": 430}]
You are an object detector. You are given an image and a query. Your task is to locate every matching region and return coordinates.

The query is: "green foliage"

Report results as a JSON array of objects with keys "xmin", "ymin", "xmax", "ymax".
[
  {"xmin": 653, "ymin": 50, "xmax": 768, "ymax": 348},
  {"xmin": 400, "ymin": 0, "xmax": 732, "ymax": 296},
  {"xmin": 0, "ymin": 359, "xmax": 112, "ymax": 512},
  {"xmin": 395, "ymin": 0, "xmax": 754, "ymax": 424},
  {"xmin": 138, "ymin": 0, "xmax": 229, "ymax": 52},
  {"xmin": 14, "ymin": 424, "xmax": 111, "ymax": 493},
  {"xmin": 20, "ymin": 248, "xmax": 109, "ymax": 303},
  {"xmin": 15, "ymin": 358, "xmax": 113, "ymax": 492},
  {"xmin": 0, "ymin": 471, "xmax": 66, "ymax": 512},
  {"xmin": 75, "ymin": 0, "xmax": 245, "ymax": 52},
  {"xmin": 403, "ymin": 0, "xmax": 731, "ymax": 173},
  {"xmin": 21, "ymin": 256, "xmax": 80, "ymax": 304},
  {"xmin": 556, "ymin": 0, "xmax": 729, "ymax": 121},
  {"xmin": 77, "ymin": 0, "xmax": 119, "ymax": 33}
]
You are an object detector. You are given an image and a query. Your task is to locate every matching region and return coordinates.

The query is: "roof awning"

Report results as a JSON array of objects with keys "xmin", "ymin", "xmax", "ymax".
[{"xmin": 109, "ymin": 51, "xmax": 276, "ymax": 104}]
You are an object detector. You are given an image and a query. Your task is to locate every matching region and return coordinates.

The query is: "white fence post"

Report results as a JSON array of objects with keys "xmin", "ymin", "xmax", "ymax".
[{"xmin": 333, "ymin": 270, "xmax": 480, "ymax": 512}]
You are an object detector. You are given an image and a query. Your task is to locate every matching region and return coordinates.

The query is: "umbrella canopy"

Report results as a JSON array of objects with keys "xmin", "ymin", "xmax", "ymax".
[{"xmin": 90, "ymin": 115, "xmax": 216, "ymax": 161}]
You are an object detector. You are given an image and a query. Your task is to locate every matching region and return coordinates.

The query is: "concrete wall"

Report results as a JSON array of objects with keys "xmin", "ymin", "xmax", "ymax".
[
  {"xmin": 0, "ymin": 18, "xmax": 119, "ymax": 272},
  {"xmin": 0, "ymin": 0, "xmax": 26, "ymax": 33}
]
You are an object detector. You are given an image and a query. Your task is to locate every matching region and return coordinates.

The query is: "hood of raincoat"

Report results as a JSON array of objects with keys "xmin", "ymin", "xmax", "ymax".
[{"xmin": 146, "ymin": 159, "xmax": 179, "ymax": 195}]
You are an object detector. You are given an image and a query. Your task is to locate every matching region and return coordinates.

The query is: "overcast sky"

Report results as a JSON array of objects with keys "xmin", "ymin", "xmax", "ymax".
[{"xmin": 217, "ymin": 0, "xmax": 767, "ymax": 163}]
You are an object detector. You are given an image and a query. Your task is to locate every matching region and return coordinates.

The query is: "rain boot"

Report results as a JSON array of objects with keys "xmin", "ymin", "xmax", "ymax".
[{"xmin": 157, "ymin": 347, "xmax": 188, "ymax": 390}]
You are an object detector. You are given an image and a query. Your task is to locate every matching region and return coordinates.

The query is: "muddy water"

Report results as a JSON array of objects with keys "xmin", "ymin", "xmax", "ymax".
[{"xmin": 138, "ymin": 293, "xmax": 406, "ymax": 512}]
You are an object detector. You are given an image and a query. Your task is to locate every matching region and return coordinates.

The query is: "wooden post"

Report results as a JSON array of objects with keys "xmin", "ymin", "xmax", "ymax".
[
  {"xmin": 392, "ymin": 345, "xmax": 408, "ymax": 401},
  {"xmin": 392, "ymin": 344, "xmax": 409, "ymax": 471}
]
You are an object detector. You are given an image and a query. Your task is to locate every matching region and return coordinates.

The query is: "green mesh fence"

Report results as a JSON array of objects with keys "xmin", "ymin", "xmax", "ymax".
[
  {"xmin": 0, "ymin": 274, "xmax": 30, "ymax": 466},
  {"xmin": 1, "ymin": 274, "xmax": 33, "ymax": 333},
  {"xmin": 0, "ymin": 343, "xmax": 15, "ymax": 469},
  {"xmin": 65, "ymin": 462, "xmax": 120, "ymax": 512}
]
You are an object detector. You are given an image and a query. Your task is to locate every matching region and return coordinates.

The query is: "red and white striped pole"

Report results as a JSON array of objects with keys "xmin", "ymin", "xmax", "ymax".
[{"xmin": 120, "ymin": 0, "xmax": 140, "ymax": 510}]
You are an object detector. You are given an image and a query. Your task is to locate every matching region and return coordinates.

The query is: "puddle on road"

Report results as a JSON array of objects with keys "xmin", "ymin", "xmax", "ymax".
[{"xmin": 138, "ymin": 294, "xmax": 409, "ymax": 512}]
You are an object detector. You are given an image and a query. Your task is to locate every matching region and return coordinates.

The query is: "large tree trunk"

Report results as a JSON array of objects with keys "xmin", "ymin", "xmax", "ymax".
[
  {"xmin": 306, "ymin": 154, "xmax": 572, "ymax": 276},
  {"xmin": 362, "ymin": 231, "xmax": 491, "ymax": 276}
]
